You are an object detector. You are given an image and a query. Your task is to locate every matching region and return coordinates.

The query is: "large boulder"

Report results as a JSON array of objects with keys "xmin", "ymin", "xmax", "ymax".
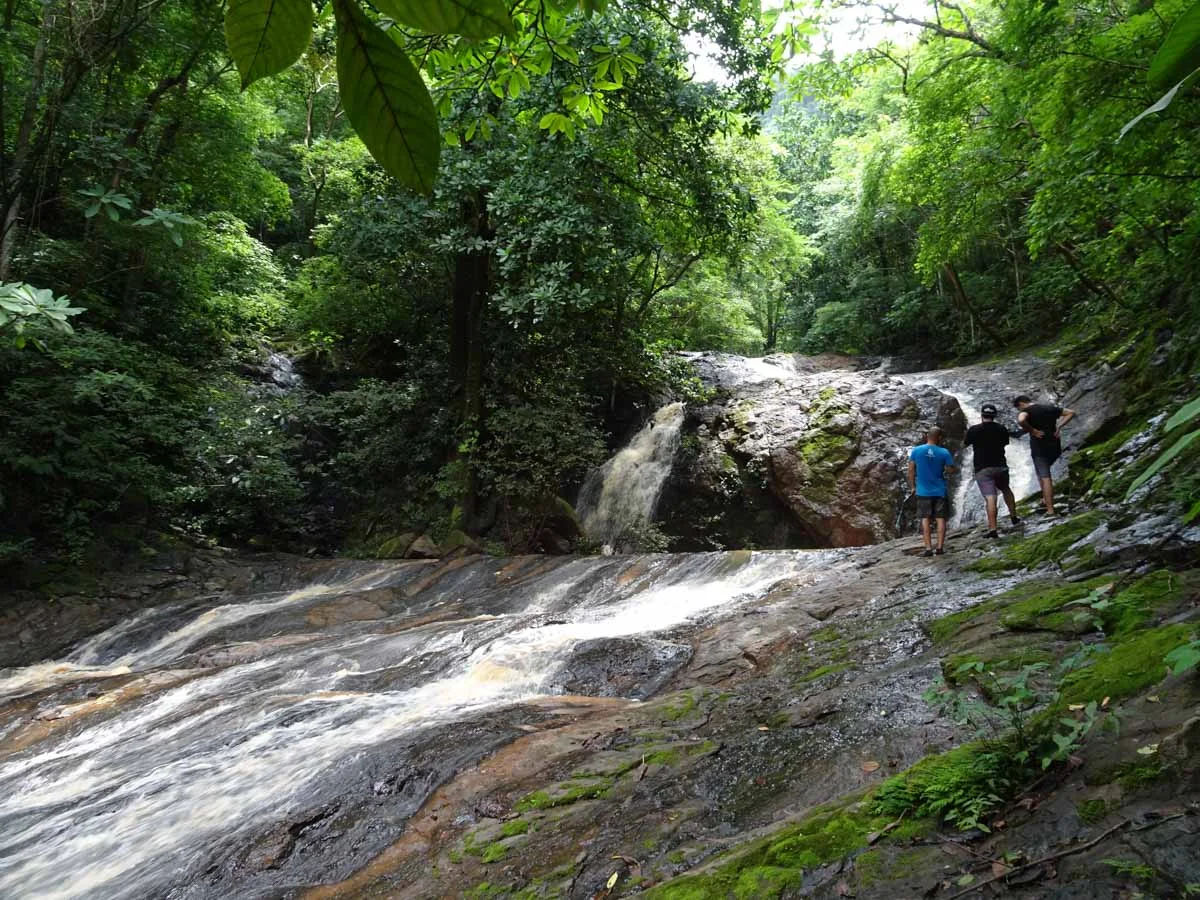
[{"xmin": 657, "ymin": 353, "xmax": 965, "ymax": 548}]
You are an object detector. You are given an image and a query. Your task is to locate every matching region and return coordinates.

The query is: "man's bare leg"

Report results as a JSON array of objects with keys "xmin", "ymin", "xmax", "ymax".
[
  {"xmin": 1002, "ymin": 486, "xmax": 1019, "ymax": 521},
  {"xmin": 921, "ymin": 517, "xmax": 932, "ymax": 550},
  {"xmin": 936, "ymin": 517, "xmax": 947, "ymax": 551},
  {"xmin": 985, "ymin": 495, "xmax": 999, "ymax": 531},
  {"xmin": 1040, "ymin": 476, "xmax": 1055, "ymax": 515}
]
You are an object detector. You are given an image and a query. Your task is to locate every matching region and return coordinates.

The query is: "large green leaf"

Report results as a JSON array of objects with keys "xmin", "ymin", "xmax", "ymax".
[
  {"xmin": 1149, "ymin": 0, "xmax": 1200, "ymax": 89},
  {"xmin": 1165, "ymin": 394, "xmax": 1200, "ymax": 433},
  {"xmin": 1125, "ymin": 428, "xmax": 1200, "ymax": 499},
  {"xmin": 373, "ymin": 0, "xmax": 515, "ymax": 39},
  {"xmin": 225, "ymin": 0, "xmax": 314, "ymax": 89},
  {"xmin": 334, "ymin": 0, "xmax": 440, "ymax": 193}
]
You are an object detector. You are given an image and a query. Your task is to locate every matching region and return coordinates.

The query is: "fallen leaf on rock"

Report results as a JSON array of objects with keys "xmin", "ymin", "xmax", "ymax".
[
  {"xmin": 991, "ymin": 861, "xmax": 1011, "ymax": 878},
  {"xmin": 758, "ymin": 725, "xmax": 770, "ymax": 732},
  {"xmin": 836, "ymin": 879, "xmax": 854, "ymax": 896},
  {"xmin": 607, "ymin": 871, "xmax": 619, "ymax": 889},
  {"xmin": 956, "ymin": 873, "xmax": 975, "ymax": 886},
  {"xmin": 1147, "ymin": 695, "xmax": 1160, "ymax": 703},
  {"xmin": 861, "ymin": 760, "xmax": 881, "ymax": 773},
  {"xmin": 1068, "ymin": 703, "xmax": 1086, "ymax": 711},
  {"xmin": 1018, "ymin": 797, "xmax": 1036, "ymax": 811},
  {"xmin": 1137, "ymin": 743, "xmax": 1160, "ymax": 756},
  {"xmin": 994, "ymin": 819, "xmax": 1006, "ymax": 830},
  {"xmin": 1102, "ymin": 696, "xmax": 1110, "ymax": 708}
]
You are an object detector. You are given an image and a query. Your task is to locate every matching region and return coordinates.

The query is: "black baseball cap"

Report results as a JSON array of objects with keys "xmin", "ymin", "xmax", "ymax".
[{"xmin": 981, "ymin": 403, "xmax": 998, "ymax": 416}]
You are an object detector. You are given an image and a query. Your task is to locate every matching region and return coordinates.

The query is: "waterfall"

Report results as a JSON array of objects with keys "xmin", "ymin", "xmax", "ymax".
[
  {"xmin": 576, "ymin": 402, "xmax": 685, "ymax": 551},
  {"xmin": 0, "ymin": 549, "xmax": 841, "ymax": 899},
  {"xmin": 899, "ymin": 371, "xmax": 1041, "ymax": 528}
]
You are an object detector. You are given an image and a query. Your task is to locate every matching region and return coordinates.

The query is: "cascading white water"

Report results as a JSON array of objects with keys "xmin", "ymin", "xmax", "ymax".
[
  {"xmin": 0, "ymin": 549, "xmax": 844, "ymax": 900},
  {"xmin": 576, "ymin": 402, "xmax": 686, "ymax": 551},
  {"xmin": 898, "ymin": 373, "xmax": 1040, "ymax": 528}
]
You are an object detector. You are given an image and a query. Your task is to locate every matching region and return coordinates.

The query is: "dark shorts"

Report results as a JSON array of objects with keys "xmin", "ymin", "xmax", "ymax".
[
  {"xmin": 975, "ymin": 466, "xmax": 1010, "ymax": 497},
  {"xmin": 917, "ymin": 495, "xmax": 951, "ymax": 520},
  {"xmin": 1032, "ymin": 455, "xmax": 1055, "ymax": 479}
]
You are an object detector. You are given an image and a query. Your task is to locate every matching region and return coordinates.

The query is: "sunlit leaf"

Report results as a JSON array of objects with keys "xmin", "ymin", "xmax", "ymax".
[
  {"xmin": 225, "ymin": 0, "xmax": 314, "ymax": 89},
  {"xmin": 334, "ymin": 0, "xmax": 440, "ymax": 193},
  {"xmin": 372, "ymin": 0, "xmax": 515, "ymax": 39}
]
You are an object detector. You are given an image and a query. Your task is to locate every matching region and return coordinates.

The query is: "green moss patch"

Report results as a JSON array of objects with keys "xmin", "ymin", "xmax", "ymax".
[
  {"xmin": 500, "ymin": 820, "xmax": 530, "ymax": 838},
  {"xmin": 853, "ymin": 845, "xmax": 943, "ymax": 889},
  {"xmin": 1060, "ymin": 624, "xmax": 1194, "ymax": 704},
  {"xmin": 794, "ymin": 662, "xmax": 851, "ymax": 685},
  {"xmin": 1077, "ymin": 798, "xmax": 1109, "ymax": 824},
  {"xmin": 1101, "ymin": 569, "xmax": 1198, "ymax": 637},
  {"xmin": 515, "ymin": 779, "xmax": 611, "ymax": 812},
  {"xmin": 642, "ymin": 801, "xmax": 886, "ymax": 899},
  {"xmin": 928, "ymin": 576, "xmax": 1113, "ymax": 645},
  {"xmin": 966, "ymin": 511, "xmax": 1105, "ymax": 573}
]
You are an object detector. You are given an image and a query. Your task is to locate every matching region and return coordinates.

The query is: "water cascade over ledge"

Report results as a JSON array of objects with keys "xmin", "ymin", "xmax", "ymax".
[
  {"xmin": 0, "ymin": 549, "xmax": 840, "ymax": 900},
  {"xmin": 576, "ymin": 401, "xmax": 685, "ymax": 551}
]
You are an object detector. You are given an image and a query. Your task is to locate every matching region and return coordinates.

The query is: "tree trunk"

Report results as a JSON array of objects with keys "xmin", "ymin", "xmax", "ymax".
[
  {"xmin": 941, "ymin": 262, "xmax": 1004, "ymax": 345},
  {"xmin": 0, "ymin": 0, "xmax": 54, "ymax": 279},
  {"xmin": 1055, "ymin": 242, "xmax": 1125, "ymax": 309},
  {"xmin": 449, "ymin": 190, "xmax": 492, "ymax": 531}
]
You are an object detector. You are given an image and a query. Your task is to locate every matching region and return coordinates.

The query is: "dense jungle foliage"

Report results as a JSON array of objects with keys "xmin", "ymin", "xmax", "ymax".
[{"xmin": 2, "ymin": 0, "xmax": 1199, "ymax": 566}]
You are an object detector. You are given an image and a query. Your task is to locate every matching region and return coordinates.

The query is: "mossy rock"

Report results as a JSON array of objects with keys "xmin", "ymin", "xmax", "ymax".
[
  {"xmin": 798, "ymin": 430, "xmax": 855, "ymax": 470},
  {"xmin": 375, "ymin": 532, "xmax": 418, "ymax": 559},
  {"xmin": 642, "ymin": 798, "xmax": 886, "ymax": 899},
  {"xmin": 852, "ymin": 845, "xmax": 944, "ymax": 891},
  {"xmin": 515, "ymin": 778, "xmax": 612, "ymax": 812},
  {"xmin": 966, "ymin": 511, "xmax": 1106, "ymax": 574},
  {"xmin": 1060, "ymin": 623, "xmax": 1195, "ymax": 705},
  {"xmin": 442, "ymin": 529, "xmax": 483, "ymax": 555},
  {"xmin": 927, "ymin": 575, "xmax": 1115, "ymax": 645}
]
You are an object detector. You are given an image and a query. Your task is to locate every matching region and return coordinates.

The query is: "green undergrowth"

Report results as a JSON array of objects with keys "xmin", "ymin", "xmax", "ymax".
[
  {"xmin": 872, "ymin": 742, "xmax": 1018, "ymax": 831},
  {"xmin": 966, "ymin": 511, "xmax": 1104, "ymax": 573}
]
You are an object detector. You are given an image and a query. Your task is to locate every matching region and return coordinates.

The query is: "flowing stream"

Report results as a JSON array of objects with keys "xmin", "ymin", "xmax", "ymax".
[
  {"xmin": 576, "ymin": 402, "xmax": 685, "ymax": 550},
  {"xmin": 0, "ymin": 549, "xmax": 838, "ymax": 899},
  {"xmin": 0, "ymin": 353, "xmax": 1060, "ymax": 898}
]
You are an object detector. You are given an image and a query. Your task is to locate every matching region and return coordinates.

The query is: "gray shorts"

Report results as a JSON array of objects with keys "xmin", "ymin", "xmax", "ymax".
[
  {"xmin": 917, "ymin": 495, "xmax": 951, "ymax": 520},
  {"xmin": 975, "ymin": 466, "xmax": 1010, "ymax": 497},
  {"xmin": 1032, "ymin": 456, "xmax": 1055, "ymax": 479}
]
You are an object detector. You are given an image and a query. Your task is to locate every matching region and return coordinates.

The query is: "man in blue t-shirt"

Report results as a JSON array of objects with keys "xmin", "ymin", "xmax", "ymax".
[{"xmin": 908, "ymin": 426, "xmax": 957, "ymax": 557}]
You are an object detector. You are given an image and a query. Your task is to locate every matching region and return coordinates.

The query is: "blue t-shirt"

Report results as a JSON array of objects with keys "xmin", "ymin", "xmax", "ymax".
[{"xmin": 910, "ymin": 444, "xmax": 954, "ymax": 497}]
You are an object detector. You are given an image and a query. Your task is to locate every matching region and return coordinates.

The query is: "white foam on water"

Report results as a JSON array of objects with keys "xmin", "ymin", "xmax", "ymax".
[
  {"xmin": 577, "ymin": 402, "xmax": 686, "ymax": 549},
  {"xmin": 0, "ymin": 550, "xmax": 836, "ymax": 900}
]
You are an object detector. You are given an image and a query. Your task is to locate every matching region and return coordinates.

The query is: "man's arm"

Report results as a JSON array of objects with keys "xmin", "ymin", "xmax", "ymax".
[
  {"xmin": 907, "ymin": 460, "xmax": 916, "ymax": 493},
  {"xmin": 1056, "ymin": 407, "xmax": 1076, "ymax": 439},
  {"xmin": 1018, "ymin": 410, "xmax": 1044, "ymax": 439}
]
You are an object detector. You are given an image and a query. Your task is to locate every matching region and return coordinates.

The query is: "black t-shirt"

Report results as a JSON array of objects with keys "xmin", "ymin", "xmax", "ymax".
[
  {"xmin": 1025, "ymin": 403, "xmax": 1063, "ymax": 460},
  {"xmin": 964, "ymin": 421, "xmax": 1010, "ymax": 472}
]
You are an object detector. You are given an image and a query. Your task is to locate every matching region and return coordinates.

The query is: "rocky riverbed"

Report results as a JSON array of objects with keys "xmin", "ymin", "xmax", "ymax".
[{"xmin": 0, "ymin": 350, "xmax": 1196, "ymax": 899}]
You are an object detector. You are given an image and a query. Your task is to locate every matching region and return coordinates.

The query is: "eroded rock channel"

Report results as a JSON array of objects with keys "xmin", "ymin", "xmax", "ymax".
[{"xmin": 1, "ymin": 353, "xmax": 1196, "ymax": 900}]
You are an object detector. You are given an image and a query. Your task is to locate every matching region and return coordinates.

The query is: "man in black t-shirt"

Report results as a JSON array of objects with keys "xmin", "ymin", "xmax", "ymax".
[
  {"xmin": 964, "ymin": 403, "xmax": 1022, "ymax": 539},
  {"xmin": 1013, "ymin": 394, "xmax": 1076, "ymax": 516}
]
